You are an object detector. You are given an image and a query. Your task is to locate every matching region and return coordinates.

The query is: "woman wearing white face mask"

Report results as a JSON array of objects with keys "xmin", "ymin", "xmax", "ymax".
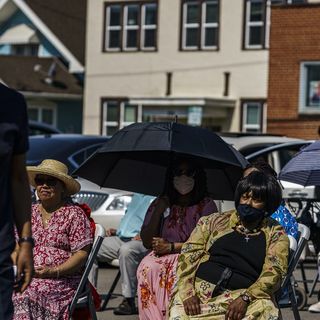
[{"xmin": 137, "ymin": 159, "xmax": 217, "ymax": 320}]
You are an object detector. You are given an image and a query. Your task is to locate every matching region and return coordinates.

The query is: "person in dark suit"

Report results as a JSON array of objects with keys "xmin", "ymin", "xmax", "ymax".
[{"xmin": 0, "ymin": 83, "xmax": 34, "ymax": 319}]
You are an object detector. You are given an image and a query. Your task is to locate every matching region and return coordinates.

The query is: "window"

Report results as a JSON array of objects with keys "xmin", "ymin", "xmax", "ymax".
[
  {"xmin": 300, "ymin": 62, "xmax": 320, "ymax": 112},
  {"xmin": 241, "ymin": 100, "xmax": 264, "ymax": 132},
  {"xmin": 102, "ymin": 100, "xmax": 138, "ymax": 135},
  {"xmin": 104, "ymin": 2, "xmax": 158, "ymax": 51},
  {"xmin": 28, "ymin": 106, "xmax": 56, "ymax": 126},
  {"xmin": 181, "ymin": 0, "xmax": 219, "ymax": 50},
  {"xmin": 244, "ymin": 0, "xmax": 282, "ymax": 50},
  {"xmin": 11, "ymin": 44, "xmax": 39, "ymax": 56}
]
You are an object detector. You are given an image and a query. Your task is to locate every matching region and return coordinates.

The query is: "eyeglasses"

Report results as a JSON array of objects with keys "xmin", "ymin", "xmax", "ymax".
[
  {"xmin": 34, "ymin": 177, "xmax": 58, "ymax": 187},
  {"xmin": 172, "ymin": 168, "xmax": 196, "ymax": 177}
]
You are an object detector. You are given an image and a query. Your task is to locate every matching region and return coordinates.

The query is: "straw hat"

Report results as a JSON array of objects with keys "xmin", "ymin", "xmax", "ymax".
[{"xmin": 27, "ymin": 159, "xmax": 80, "ymax": 196}]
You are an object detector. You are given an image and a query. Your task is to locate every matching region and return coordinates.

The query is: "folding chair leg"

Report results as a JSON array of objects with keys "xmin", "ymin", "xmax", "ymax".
[
  {"xmin": 309, "ymin": 271, "xmax": 319, "ymax": 298},
  {"xmin": 299, "ymin": 262, "xmax": 309, "ymax": 294},
  {"xmin": 88, "ymin": 291, "xmax": 98, "ymax": 320},
  {"xmin": 100, "ymin": 270, "xmax": 121, "ymax": 311},
  {"xmin": 288, "ymin": 283, "xmax": 301, "ymax": 320}
]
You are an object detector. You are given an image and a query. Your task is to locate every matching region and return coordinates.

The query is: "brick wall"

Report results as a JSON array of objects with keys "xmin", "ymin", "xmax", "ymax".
[{"xmin": 267, "ymin": 4, "xmax": 320, "ymax": 139}]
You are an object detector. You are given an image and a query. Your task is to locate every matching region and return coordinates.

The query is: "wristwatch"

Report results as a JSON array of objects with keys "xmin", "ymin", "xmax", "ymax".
[
  {"xmin": 240, "ymin": 293, "xmax": 251, "ymax": 304},
  {"xmin": 18, "ymin": 237, "xmax": 35, "ymax": 248}
]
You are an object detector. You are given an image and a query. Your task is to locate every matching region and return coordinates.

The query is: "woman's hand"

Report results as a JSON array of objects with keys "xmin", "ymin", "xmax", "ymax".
[
  {"xmin": 15, "ymin": 243, "xmax": 34, "ymax": 292},
  {"xmin": 183, "ymin": 295, "xmax": 201, "ymax": 316},
  {"xmin": 225, "ymin": 297, "xmax": 248, "ymax": 320},
  {"xmin": 34, "ymin": 266, "xmax": 56, "ymax": 278},
  {"xmin": 152, "ymin": 237, "xmax": 170, "ymax": 256},
  {"xmin": 106, "ymin": 228, "xmax": 117, "ymax": 237}
]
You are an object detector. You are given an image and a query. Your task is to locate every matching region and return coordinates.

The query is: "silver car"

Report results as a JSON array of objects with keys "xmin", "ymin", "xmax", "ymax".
[{"xmin": 74, "ymin": 178, "xmax": 133, "ymax": 230}]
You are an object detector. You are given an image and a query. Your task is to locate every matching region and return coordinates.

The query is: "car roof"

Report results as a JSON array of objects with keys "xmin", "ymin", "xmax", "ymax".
[
  {"xmin": 28, "ymin": 120, "xmax": 62, "ymax": 135},
  {"xmin": 77, "ymin": 177, "xmax": 132, "ymax": 196},
  {"xmin": 219, "ymin": 133, "xmax": 305, "ymax": 153},
  {"xmin": 27, "ymin": 134, "xmax": 109, "ymax": 167}
]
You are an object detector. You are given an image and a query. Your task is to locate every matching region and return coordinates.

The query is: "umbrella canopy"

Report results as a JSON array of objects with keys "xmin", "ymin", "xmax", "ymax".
[
  {"xmin": 74, "ymin": 122, "xmax": 248, "ymax": 200},
  {"xmin": 279, "ymin": 140, "xmax": 320, "ymax": 186}
]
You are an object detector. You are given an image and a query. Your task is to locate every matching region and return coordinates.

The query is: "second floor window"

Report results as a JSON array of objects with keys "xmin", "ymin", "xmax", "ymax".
[
  {"xmin": 181, "ymin": 0, "xmax": 219, "ymax": 51},
  {"xmin": 244, "ymin": 0, "xmax": 283, "ymax": 50},
  {"xmin": 104, "ymin": 2, "xmax": 158, "ymax": 52}
]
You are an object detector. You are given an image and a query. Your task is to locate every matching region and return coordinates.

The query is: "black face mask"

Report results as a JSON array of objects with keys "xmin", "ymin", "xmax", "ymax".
[{"xmin": 237, "ymin": 204, "xmax": 265, "ymax": 224}]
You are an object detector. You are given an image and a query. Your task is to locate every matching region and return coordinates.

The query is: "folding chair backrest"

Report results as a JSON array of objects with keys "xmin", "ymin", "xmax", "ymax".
[
  {"xmin": 297, "ymin": 223, "xmax": 311, "ymax": 261},
  {"xmin": 277, "ymin": 235, "xmax": 297, "ymax": 295},
  {"xmin": 69, "ymin": 223, "xmax": 106, "ymax": 315},
  {"xmin": 281, "ymin": 226, "xmax": 310, "ymax": 290},
  {"xmin": 94, "ymin": 223, "xmax": 106, "ymax": 241}
]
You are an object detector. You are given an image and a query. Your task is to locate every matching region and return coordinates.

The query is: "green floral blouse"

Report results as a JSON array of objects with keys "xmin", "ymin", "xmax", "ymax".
[{"xmin": 176, "ymin": 209, "xmax": 289, "ymax": 303}]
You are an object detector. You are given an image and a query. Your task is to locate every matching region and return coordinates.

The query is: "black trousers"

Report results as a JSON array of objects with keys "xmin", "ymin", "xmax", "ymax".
[{"xmin": 0, "ymin": 252, "xmax": 14, "ymax": 320}]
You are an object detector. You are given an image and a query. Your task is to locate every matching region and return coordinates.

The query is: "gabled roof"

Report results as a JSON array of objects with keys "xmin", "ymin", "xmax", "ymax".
[
  {"xmin": 0, "ymin": 0, "xmax": 86, "ymax": 72},
  {"xmin": 0, "ymin": 55, "xmax": 82, "ymax": 95},
  {"xmin": 24, "ymin": 0, "xmax": 86, "ymax": 65}
]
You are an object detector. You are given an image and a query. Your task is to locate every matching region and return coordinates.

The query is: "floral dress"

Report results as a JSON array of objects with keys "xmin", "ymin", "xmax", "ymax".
[
  {"xmin": 169, "ymin": 210, "xmax": 289, "ymax": 320},
  {"xmin": 13, "ymin": 203, "xmax": 92, "ymax": 320},
  {"xmin": 137, "ymin": 197, "xmax": 217, "ymax": 320}
]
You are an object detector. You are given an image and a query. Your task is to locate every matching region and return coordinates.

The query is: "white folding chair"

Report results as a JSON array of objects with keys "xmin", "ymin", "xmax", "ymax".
[
  {"xmin": 69, "ymin": 224, "xmax": 106, "ymax": 319},
  {"xmin": 277, "ymin": 224, "xmax": 310, "ymax": 320},
  {"xmin": 88, "ymin": 224, "xmax": 106, "ymax": 287}
]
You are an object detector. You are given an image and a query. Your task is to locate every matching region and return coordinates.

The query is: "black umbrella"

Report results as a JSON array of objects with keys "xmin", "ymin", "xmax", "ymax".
[
  {"xmin": 279, "ymin": 140, "xmax": 320, "ymax": 186},
  {"xmin": 74, "ymin": 122, "xmax": 248, "ymax": 200}
]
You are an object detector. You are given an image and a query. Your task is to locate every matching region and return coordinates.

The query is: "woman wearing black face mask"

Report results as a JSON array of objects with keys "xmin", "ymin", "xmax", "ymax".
[
  {"xmin": 137, "ymin": 159, "xmax": 217, "ymax": 319},
  {"xmin": 169, "ymin": 171, "xmax": 289, "ymax": 320}
]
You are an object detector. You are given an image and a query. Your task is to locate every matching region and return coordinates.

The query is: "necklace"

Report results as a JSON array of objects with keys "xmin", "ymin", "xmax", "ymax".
[
  {"xmin": 237, "ymin": 225, "xmax": 260, "ymax": 243},
  {"xmin": 39, "ymin": 203, "xmax": 62, "ymax": 227}
]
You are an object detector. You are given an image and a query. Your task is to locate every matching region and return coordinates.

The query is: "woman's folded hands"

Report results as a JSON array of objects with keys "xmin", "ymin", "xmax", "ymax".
[{"xmin": 183, "ymin": 295, "xmax": 201, "ymax": 316}]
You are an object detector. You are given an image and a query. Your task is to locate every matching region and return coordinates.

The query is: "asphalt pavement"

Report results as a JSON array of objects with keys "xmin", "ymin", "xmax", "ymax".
[{"xmin": 96, "ymin": 260, "xmax": 320, "ymax": 320}]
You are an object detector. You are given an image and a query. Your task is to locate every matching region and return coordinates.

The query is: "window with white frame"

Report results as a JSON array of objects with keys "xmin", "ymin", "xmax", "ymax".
[
  {"xmin": 104, "ymin": 2, "xmax": 157, "ymax": 52},
  {"xmin": 244, "ymin": 0, "xmax": 283, "ymax": 50},
  {"xmin": 241, "ymin": 101, "xmax": 264, "ymax": 132},
  {"xmin": 102, "ymin": 100, "xmax": 138, "ymax": 135},
  {"xmin": 300, "ymin": 62, "xmax": 320, "ymax": 112},
  {"xmin": 28, "ymin": 106, "xmax": 56, "ymax": 125},
  {"xmin": 181, "ymin": 0, "xmax": 219, "ymax": 50}
]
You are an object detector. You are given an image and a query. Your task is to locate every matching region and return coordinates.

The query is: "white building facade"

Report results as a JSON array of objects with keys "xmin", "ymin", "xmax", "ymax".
[{"xmin": 84, "ymin": 0, "xmax": 303, "ymax": 135}]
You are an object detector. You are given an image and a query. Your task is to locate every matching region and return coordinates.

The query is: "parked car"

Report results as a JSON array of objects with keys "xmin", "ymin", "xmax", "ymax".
[
  {"xmin": 73, "ymin": 178, "xmax": 133, "ymax": 230},
  {"xmin": 28, "ymin": 120, "xmax": 61, "ymax": 135},
  {"xmin": 27, "ymin": 134, "xmax": 133, "ymax": 229},
  {"xmin": 27, "ymin": 134, "xmax": 109, "ymax": 172},
  {"xmin": 217, "ymin": 133, "xmax": 310, "ymax": 211}
]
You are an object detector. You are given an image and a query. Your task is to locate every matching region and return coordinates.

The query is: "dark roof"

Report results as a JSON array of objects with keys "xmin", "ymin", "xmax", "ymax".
[
  {"xmin": 24, "ymin": 0, "xmax": 86, "ymax": 65},
  {"xmin": 0, "ymin": 55, "xmax": 82, "ymax": 94}
]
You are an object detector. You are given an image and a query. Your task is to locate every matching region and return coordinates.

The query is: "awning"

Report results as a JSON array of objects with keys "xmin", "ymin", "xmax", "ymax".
[
  {"xmin": 129, "ymin": 97, "xmax": 236, "ymax": 108},
  {"xmin": 0, "ymin": 24, "xmax": 39, "ymax": 44}
]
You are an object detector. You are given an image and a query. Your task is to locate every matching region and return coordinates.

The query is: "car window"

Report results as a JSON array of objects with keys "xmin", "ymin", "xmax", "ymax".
[
  {"xmin": 107, "ymin": 196, "xmax": 132, "ymax": 211},
  {"xmin": 73, "ymin": 192, "xmax": 109, "ymax": 211},
  {"xmin": 239, "ymin": 144, "xmax": 276, "ymax": 157},
  {"xmin": 70, "ymin": 144, "xmax": 104, "ymax": 167},
  {"xmin": 247, "ymin": 143, "xmax": 307, "ymax": 173}
]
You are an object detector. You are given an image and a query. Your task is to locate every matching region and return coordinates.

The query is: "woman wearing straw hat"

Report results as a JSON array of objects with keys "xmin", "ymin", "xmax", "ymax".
[{"xmin": 12, "ymin": 159, "xmax": 93, "ymax": 320}]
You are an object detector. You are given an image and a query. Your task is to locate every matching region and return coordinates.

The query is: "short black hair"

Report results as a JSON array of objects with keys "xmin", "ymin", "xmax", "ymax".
[{"xmin": 235, "ymin": 171, "xmax": 282, "ymax": 215}]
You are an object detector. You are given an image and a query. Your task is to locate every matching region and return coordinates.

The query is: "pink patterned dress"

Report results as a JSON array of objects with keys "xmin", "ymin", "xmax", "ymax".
[
  {"xmin": 137, "ymin": 197, "xmax": 217, "ymax": 320},
  {"xmin": 13, "ymin": 203, "xmax": 93, "ymax": 320}
]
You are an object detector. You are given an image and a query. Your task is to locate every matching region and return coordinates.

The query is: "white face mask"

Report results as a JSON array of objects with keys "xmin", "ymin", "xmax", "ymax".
[{"xmin": 173, "ymin": 175, "xmax": 195, "ymax": 195}]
